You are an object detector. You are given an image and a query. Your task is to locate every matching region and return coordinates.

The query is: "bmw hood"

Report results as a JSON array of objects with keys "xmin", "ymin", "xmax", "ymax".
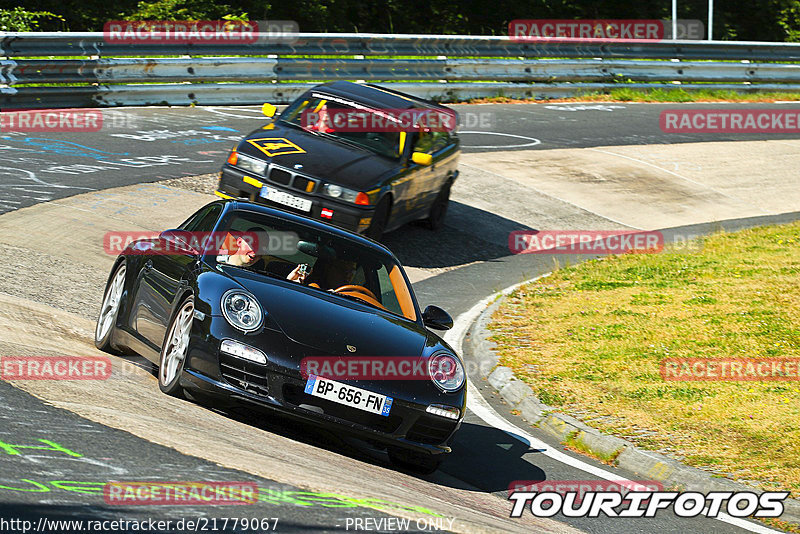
[
  {"xmin": 238, "ymin": 123, "xmax": 396, "ymax": 190},
  {"xmin": 233, "ymin": 274, "xmax": 426, "ymax": 359}
]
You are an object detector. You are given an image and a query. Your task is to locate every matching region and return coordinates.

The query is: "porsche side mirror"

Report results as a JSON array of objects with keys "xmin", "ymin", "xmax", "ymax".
[
  {"xmin": 411, "ymin": 152, "xmax": 433, "ymax": 166},
  {"xmin": 262, "ymin": 103, "xmax": 277, "ymax": 118},
  {"xmin": 422, "ymin": 305, "xmax": 453, "ymax": 331},
  {"xmin": 159, "ymin": 229, "xmax": 200, "ymax": 256}
]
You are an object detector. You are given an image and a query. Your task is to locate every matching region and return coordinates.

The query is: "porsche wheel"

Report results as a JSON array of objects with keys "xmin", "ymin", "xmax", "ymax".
[
  {"xmin": 424, "ymin": 181, "xmax": 451, "ymax": 231},
  {"xmin": 159, "ymin": 295, "xmax": 194, "ymax": 397},
  {"xmin": 95, "ymin": 262, "xmax": 126, "ymax": 353}
]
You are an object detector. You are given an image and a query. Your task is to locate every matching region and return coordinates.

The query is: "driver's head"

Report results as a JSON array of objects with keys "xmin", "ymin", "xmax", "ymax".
[{"xmin": 323, "ymin": 259, "xmax": 357, "ymax": 289}]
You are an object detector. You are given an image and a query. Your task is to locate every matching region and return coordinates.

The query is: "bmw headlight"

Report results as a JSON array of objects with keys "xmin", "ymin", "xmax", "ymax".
[
  {"xmin": 322, "ymin": 183, "xmax": 370, "ymax": 205},
  {"xmin": 428, "ymin": 351, "xmax": 465, "ymax": 392},
  {"xmin": 221, "ymin": 290, "xmax": 263, "ymax": 333},
  {"xmin": 235, "ymin": 153, "xmax": 267, "ymax": 175}
]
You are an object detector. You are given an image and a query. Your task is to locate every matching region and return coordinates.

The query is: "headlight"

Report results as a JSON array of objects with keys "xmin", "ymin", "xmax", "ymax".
[
  {"xmin": 322, "ymin": 183, "xmax": 369, "ymax": 204},
  {"xmin": 428, "ymin": 352, "xmax": 465, "ymax": 392},
  {"xmin": 235, "ymin": 153, "xmax": 267, "ymax": 175},
  {"xmin": 221, "ymin": 290, "xmax": 263, "ymax": 333}
]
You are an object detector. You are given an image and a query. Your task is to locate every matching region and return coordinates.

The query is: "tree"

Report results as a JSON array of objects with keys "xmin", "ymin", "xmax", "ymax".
[{"xmin": 0, "ymin": 6, "xmax": 64, "ymax": 31}]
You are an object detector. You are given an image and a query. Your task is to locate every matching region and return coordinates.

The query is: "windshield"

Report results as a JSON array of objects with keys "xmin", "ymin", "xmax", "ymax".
[
  {"xmin": 279, "ymin": 93, "xmax": 403, "ymax": 159},
  {"xmin": 210, "ymin": 210, "xmax": 418, "ymax": 322}
]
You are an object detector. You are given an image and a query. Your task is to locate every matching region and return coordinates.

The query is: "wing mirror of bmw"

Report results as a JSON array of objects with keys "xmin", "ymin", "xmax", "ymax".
[
  {"xmin": 411, "ymin": 152, "xmax": 433, "ymax": 166},
  {"xmin": 159, "ymin": 229, "xmax": 201, "ymax": 257},
  {"xmin": 262, "ymin": 103, "xmax": 277, "ymax": 118},
  {"xmin": 422, "ymin": 305, "xmax": 453, "ymax": 331}
]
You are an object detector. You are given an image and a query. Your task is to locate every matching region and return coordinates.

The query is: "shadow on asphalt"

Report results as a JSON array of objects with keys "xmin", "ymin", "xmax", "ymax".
[
  {"xmin": 382, "ymin": 201, "xmax": 534, "ymax": 270},
  {"xmin": 444, "ymin": 421, "xmax": 546, "ymax": 493},
  {"xmin": 166, "ymin": 390, "xmax": 541, "ymax": 491}
]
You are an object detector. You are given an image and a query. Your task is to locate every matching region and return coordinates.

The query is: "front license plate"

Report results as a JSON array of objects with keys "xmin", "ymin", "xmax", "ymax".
[
  {"xmin": 260, "ymin": 185, "xmax": 312, "ymax": 212},
  {"xmin": 304, "ymin": 375, "xmax": 393, "ymax": 416}
]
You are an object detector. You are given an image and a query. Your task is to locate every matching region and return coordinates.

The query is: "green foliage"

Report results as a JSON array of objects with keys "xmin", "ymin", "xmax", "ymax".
[
  {"xmin": 122, "ymin": 0, "xmax": 248, "ymax": 21},
  {"xmin": 0, "ymin": 7, "xmax": 64, "ymax": 31},
  {"xmin": 2, "ymin": 0, "xmax": 800, "ymax": 41}
]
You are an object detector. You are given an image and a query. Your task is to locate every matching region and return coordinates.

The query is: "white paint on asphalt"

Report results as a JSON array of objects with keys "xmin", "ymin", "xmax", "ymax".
[
  {"xmin": 446, "ymin": 277, "xmax": 782, "ymax": 534},
  {"xmin": 200, "ymin": 106, "xmax": 267, "ymax": 119},
  {"xmin": 459, "ymin": 131, "xmax": 542, "ymax": 149}
]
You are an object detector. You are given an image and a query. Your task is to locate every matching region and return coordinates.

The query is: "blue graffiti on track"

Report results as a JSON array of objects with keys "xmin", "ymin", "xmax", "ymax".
[{"xmin": 0, "ymin": 137, "xmax": 129, "ymax": 160}]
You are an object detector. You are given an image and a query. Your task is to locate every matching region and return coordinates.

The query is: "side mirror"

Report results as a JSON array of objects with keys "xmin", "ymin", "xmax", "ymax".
[
  {"xmin": 262, "ymin": 103, "xmax": 277, "ymax": 118},
  {"xmin": 159, "ymin": 229, "xmax": 200, "ymax": 256},
  {"xmin": 422, "ymin": 305, "xmax": 453, "ymax": 331},
  {"xmin": 411, "ymin": 152, "xmax": 433, "ymax": 166}
]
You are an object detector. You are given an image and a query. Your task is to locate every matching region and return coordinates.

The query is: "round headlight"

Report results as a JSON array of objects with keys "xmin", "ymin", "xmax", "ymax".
[
  {"xmin": 325, "ymin": 184, "xmax": 343, "ymax": 198},
  {"xmin": 428, "ymin": 352, "xmax": 465, "ymax": 392},
  {"xmin": 221, "ymin": 290, "xmax": 263, "ymax": 333}
]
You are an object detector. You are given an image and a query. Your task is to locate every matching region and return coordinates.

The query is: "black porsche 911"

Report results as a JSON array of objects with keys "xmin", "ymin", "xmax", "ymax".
[
  {"xmin": 95, "ymin": 199, "xmax": 466, "ymax": 472},
  {"xmin": 214, "ymin": 81, "xmax": 460, "ymax": 240}
]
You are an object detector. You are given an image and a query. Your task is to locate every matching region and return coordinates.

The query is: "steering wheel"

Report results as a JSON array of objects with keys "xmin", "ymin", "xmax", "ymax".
[{"xmin": 333, "ymin": 284, "xmax": 378, "ymax": 300}]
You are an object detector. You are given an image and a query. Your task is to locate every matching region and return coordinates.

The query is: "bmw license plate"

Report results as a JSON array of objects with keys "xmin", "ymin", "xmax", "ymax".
[
  {"xmin": 304, "ymin": 375, "xmax": 393, "ymax": 416},
  {"xmin": 260, "ymin": 185, "xmax": 312, "ymax": 212}
]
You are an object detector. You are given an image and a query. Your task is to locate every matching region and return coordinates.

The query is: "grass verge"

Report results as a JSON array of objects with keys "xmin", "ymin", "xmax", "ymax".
[
  {"xmin": 489, "ymin": 222, "xmax": 800, "ymax": 496},
  {"xmin": 468, "ymin": 87, "xmax": 800, "ymax": 104}
]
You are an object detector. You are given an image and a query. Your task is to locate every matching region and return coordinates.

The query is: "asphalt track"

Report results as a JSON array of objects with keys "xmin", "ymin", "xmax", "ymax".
[
  {"xmin": 2, "ymin": 101, "xmax": 800, "ymax": 214},
  {"xmin": 1, "ymin": 102, "xmax": 800, "ymax": 533}
]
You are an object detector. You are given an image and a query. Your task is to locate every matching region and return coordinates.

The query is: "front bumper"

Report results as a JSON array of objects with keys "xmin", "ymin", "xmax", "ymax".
[
  {"xmin": 181, "ymin": 314, "xmax": 463, "ymax": 455},
  {"xmin": 216, "ymin": 166, "xmax": 375, "ymax": 234}
]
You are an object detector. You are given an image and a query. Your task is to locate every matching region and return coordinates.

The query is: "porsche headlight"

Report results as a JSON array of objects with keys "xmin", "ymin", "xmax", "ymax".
[
  {"xmin": 235, "ymin": 153, "xmax": 267, "ymax": 175},
  {"xmin": 428, "ymin": 351, "xmax": 465, "ymax": 392},
  {"xmin": 221, "ymin": 290, "xmax": 263, "ymax": 333}
]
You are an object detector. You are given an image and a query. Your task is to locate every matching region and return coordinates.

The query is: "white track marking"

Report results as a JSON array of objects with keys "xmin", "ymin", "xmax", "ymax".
[
  {"xmin": 446, "ymin": 277, "xmax": 782, "ymax": 533},
  {"xmin": 459, "ymin": 131, "xmax": 542, "ymax": 149},
  {"xmin": 200, "ymin": 106, "xmax": 266, "ymax": 119}
]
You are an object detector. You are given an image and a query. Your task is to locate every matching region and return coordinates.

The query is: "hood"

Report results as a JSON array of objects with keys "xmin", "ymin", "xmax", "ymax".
[
  {"xmin": 230, "ymin": 269, "xmax": 426, "ymax": 358},
  {"xmin": 239, "ymin": 123, "xmax": 397, "ymax": 190}
]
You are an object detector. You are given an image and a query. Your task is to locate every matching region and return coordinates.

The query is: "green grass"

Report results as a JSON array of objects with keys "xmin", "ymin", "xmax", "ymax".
[
  {"xmin": 490, "ymin": 222, "xmax": 800, "ymax": 497},
  {"xmin": 470, "ymin": 87, "xmax": 800, "ymax": 103}
]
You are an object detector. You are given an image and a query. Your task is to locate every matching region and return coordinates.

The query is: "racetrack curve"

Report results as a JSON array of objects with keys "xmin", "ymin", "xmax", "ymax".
[{"xmin": 1, "ymin": 102, "xmax": 799, "ymax": 533}]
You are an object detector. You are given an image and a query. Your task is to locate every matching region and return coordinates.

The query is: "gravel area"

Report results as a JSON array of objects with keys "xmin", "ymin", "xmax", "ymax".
[{"xmin": 159, "ymin": 173, "xmax": 219, "ymax": 195}]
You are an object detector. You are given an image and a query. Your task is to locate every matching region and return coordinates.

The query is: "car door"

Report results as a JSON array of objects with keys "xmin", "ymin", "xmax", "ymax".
[
  {"xmin": 409, "ymin": 125, "xmax": 455, "ymax": 212},
  {"xmin": 132, "ymin": 204, "xmax": 221, "ymax": 349},
  {"xmin": 390, "ymin": 130, "xmax": 436, "ymax": 223}
]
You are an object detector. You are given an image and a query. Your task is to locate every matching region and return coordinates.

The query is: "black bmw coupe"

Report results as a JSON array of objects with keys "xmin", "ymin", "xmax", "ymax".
[
  {"xmin": 95, "ymin": 199, "xmax": 465, "ymax": 472},
  {"xmin": 215, "ymin": 81, "xmax": 460, "ymax": 240}
]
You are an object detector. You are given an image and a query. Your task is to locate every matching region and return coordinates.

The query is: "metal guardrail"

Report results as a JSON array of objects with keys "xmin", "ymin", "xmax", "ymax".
[{"xmin": 3, "ymin": 32, "xmax": 800, "ymax": 108}]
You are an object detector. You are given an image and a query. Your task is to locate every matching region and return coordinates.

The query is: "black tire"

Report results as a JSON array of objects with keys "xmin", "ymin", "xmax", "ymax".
[
  {"xmin": 158, "ymin": 295, "xmax": 194, "ymax": 397},
  {"xmin": 388, "ymin": 447, "xmax": 442, "ymax": 475},
  {"xmin": 424, "ymin": 180, "xmax": 452, "ymax": 231},
  {"xmin": 365, "ymin": 197, "xmax": 390, "ymax": 241},
  {"xmin": 95, "ymin": 261, "xmax": 126, "ymax": 354}
]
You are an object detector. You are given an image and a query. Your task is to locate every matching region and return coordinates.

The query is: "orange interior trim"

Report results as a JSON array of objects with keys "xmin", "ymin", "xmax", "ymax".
[
  {"xmin": 339, "ymin": 291, "xmax": 387, "ymax": 311},
  {"xmin": 389, "ymin": 265, "xmax": 416, "ymax": 321}
]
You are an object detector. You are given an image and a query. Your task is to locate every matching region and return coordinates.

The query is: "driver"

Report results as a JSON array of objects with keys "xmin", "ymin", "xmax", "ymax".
[{"xmin": 287, "ymin": 258, "xmax": 357, "ymax": 290}]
